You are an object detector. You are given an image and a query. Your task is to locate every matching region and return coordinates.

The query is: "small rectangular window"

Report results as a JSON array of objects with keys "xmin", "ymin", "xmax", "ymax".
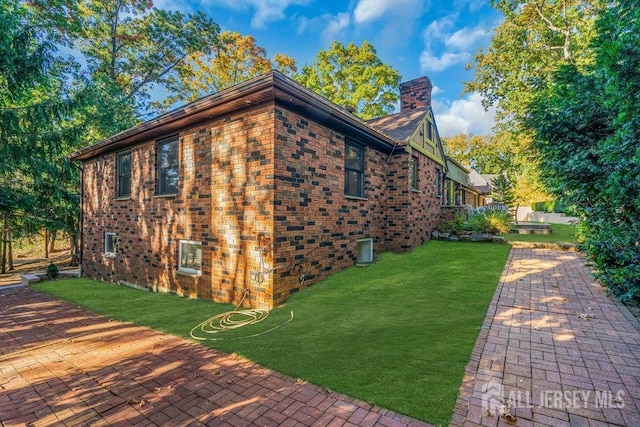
[
  {"xmin": 345, "ymin": 141, "xmax": 364, "ymax": 197},
  {"xmin": 410, "ymin": 157, "xmax": 418, "ymax": 190},
  {"xmin": 179, "ymin": 240, "xmax": 202, "ymax": 275},
  {"xmin": 157, "ymin": 136, "xmax": 179, "ymax": 195},
  {"xmin": 435, "ymin": 168, "xmax": 442, "ymax": 197},
  {"xmin": 117, "ymin": 151, "xmax": 131, "ymax": 198},
  {"xmin": 426, "ymin": 121, "xmax": 433, "ymax": 141},
  {"xmin": 104, "ymin": 232, "xmax": 117, "ymax": 258}
]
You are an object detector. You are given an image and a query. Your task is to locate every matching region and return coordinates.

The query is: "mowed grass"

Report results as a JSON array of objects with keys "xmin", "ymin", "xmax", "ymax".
[
  {"xmin": 34, "ymin": 240, "xmax": 510, "ymax": 425},
  {"xmin": 502, "ymin": 223, "xmax": 579, "ymax": 244}
]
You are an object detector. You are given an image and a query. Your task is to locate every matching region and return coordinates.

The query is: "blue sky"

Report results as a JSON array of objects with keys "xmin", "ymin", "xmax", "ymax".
[{"xmin": 154, "ymin": 0, "xmax": 502, "ymax": 136}]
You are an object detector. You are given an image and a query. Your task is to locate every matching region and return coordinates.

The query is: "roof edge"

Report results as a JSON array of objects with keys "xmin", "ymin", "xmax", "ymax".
[{"xmin": 70, "ymin": 70, "xmax": 397, "ymax": 161}]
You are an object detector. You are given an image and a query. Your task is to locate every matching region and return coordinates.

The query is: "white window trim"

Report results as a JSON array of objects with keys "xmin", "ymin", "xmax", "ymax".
[
  {"xmin": 104, "ymin": 232, "xmax": 117, "ymax": 258},
  {"xmin": 178, "ymin": 239, "xmax": 202, "ymax": 276}
]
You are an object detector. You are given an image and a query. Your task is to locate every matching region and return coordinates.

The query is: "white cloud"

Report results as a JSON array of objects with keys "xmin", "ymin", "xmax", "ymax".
[
  {"xmin": 419, "ymin": 16, "xmax": 491, "ymax": 73},
  {"xmin": 296, "ymin": 12, "xmax": 350, "ymax": 44},
  {"xmin": 353, "ymin": 0, "xmax": 424, "ymax": 24},
  {"xmin": 431, "ymin": 85, "xmax": 443, "ymax": 96},
  {"xmin": 420, "ymin": 50, "xmax": 469, "ymax": 72},
  {"xmin": 423, "ymin": 15, "xmax": 456, "ymax": 40},
  {"xmin": 205, "ymin": 0, "xmax": 309, "ymax": 29},
  {"xmin": 321, "ymin": 13, "xmax": 351, "ymax": 43},
  {"xmin": 433, "ymin": 92, "xmax": 496, "ymax": 137},
  {"xmin": 445, "ymin": 25, "xmax": 492, "ymax": 50}
]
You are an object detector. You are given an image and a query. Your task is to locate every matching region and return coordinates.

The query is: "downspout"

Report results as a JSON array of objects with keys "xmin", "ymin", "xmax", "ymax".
[{"xmin": 70, "ymin": 160, "xmax": 83, "ymax": 275}]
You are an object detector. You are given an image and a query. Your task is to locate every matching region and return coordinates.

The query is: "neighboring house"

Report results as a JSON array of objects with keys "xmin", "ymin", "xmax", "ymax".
[
  {"xmin": 70, "ymin": 71, "xmax": 448, "ymax": 309},
  {"xmin": 468, "ymin": 170, "xmax": 494, "ymax": 204}
]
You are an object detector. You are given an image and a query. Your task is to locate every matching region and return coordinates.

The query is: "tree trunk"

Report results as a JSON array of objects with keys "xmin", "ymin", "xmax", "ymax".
[
  {"xmin": 69, "ymin": 233, "xmax": 79, "ymax": 267},
  {"xmin": 47, "ymin": 230, "xmax": 57, "ymax": 255},
  {"xmin": 44, "ymin": 229, "xmax": 49, "ymax": 259},
  {"xmin": 1, "ymin": 212, "xmax": 6, "ymax": 274},
  {"xmin": 515, "ymin": 203, "xmax": 520, "ymax": 224},
  {"xmin": 7, "ymin": 217, "xmax": 13, "ymax": 271}
]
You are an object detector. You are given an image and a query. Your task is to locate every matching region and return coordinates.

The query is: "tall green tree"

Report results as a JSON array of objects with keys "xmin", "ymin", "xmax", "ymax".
[
  {"xmin": 490, "ymin": 174, "xmax": 515, "ymax": 208},
  {"xmin": 466, "ymin": 0, "xmax": 604, "ymax": 125},
  {"xmin": 0, "ymin": 0, "xmax": 81, "ymax": 271},
  {"xmin": 442, "ymin": 134, "xmax": 512, "ymax": 174},
  {"xmin": 528, "ymin": 1, "xmax": 640, "ymax": 301},
  {"xmin": 464, "ymin": 0, "xmax": 607, "ymax": 217},
  {"xmin": 295, "ymin": 41, "xmax": 401, "ymax": 120},
  {"xmin": 160, "ymin": 31, "xmax": 297, "ymax": 109},
  {"xmin": 73, "ymin": 0, "xmax": 221, "ymax": 110}
]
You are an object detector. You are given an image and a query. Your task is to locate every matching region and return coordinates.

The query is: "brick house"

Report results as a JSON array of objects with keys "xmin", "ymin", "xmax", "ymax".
[{"xmin": 70, "ymin": 71, "xmax": 448, "ymax": 309}]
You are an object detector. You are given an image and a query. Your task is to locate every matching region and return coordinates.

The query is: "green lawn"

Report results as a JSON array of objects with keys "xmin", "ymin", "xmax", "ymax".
[
  {"xmin": 502, "ymin": 223, "xmax": 579, "ymax": 244},
  {"xmin": 34, "ymin": 240, "xmax": 510, "ymax": 426}
]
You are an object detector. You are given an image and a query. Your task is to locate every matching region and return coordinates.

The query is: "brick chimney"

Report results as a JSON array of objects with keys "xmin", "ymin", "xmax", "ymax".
[{"xmin": 399, "ymin": 76, "xmax": 432, "ymax": 112}]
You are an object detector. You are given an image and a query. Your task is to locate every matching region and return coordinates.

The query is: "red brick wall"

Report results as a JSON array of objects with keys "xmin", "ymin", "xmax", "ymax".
[
  {"xmin": 82, "ymin": 104, "xmax": 276, "ymax": 308},
  {"xmin": 81, "ymin": 102, "xmax": 442, "ymax": 308},
  {"xmin": 270, "ymin": 107, "xmax": 389, "ymax": 305},
  {"xmin": 399, "ymin": 77, "xmax": 433, "ymax": 112},
  {"xmin": 385, "ymin": 151, "xmax": 442, "ymax": 251}
]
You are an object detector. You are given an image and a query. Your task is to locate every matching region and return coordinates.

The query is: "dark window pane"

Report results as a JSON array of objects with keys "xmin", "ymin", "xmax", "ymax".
[
  {"xmin": 157, "ymin": 138, "xmax": 179, "ymax": 194},
  {"xmin": 344, "ymin": 141, "xmax": 364, "ymax": 197},
  {"xmin": 345, "ymin": 170, "xmax": 362, "ymax": 197},
  {"xmin": 117, "ymin": 152, "xmax": 131, "ymax": 197},
  {"xmin": 345, "ymin": 144, "xmax": 363, "ymax": 170},
  {"xmin": 410, "ymin": 157, "xmax": 418, "ymax": 190}
]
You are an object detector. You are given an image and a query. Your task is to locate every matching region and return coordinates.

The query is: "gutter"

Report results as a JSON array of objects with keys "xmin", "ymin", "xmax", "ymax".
[{"xmin": 69, "ymin": 70, "xmax": 398, "ymax": 162}]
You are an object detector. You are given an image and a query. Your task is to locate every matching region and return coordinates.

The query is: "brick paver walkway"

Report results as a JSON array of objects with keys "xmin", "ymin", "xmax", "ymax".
[
  {"xmin": 451, "ymin": 248, "xmax": 640, "ymax": 426},
  {"xmin": 0, "ymin": 287, "xmax": 432, "ymax": 427}
]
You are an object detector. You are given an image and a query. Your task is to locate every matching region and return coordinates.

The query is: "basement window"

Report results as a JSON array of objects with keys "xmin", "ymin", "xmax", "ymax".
[
  {"xmin": 104, "ymin": 232, "xmax": 117, "ymax": 258},
  {"xmin": 178, "ymin": 240, "xmax": 202, "ymax": 275},
  {"xmin": 356, "ymin": 238, "xmax": 374, "ymax": 264}
]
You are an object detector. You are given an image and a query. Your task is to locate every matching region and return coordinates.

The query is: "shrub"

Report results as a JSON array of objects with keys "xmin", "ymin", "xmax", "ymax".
[
  {"xmin": 531, "ymin": 199, "xmax": 575, "ymax": 214},
  {"xmin": 439, "ymin": 213, "xmax": 466, "ymax": 235},
  {"xmin": 46, "ymin": 262, "xmax": 59, "ymax": 279},
  {"xmin": 468, "ymin": 211, "xmax": 513, "ymax": 234}
]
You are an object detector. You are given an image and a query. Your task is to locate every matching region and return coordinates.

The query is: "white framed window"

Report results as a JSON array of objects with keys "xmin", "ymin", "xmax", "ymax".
[
  {"xmin": 178, "ymin": 240, "xmax": 202, "ymax": 275},
  {"xmin": 104, "ymin": 232, "xmax": 117, "ymax": 258},
  {"xmin": 356, "ymin": 238, "xmax": 374, "ymax": 264}
]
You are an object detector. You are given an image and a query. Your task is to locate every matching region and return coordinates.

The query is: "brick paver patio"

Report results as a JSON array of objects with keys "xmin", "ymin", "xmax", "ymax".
[
  {"xmin": 452, "ymin": 248, "xmax": 640, "ymax": 427},
  {"xmin": 0, "ymin": 286, "xmax": 432, "ymax": 427}
]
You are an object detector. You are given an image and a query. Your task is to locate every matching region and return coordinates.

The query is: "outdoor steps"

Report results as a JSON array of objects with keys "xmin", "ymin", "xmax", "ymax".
[{"xmin": 511, "ymin": 222, "xmax": 552, "ymax": 235}]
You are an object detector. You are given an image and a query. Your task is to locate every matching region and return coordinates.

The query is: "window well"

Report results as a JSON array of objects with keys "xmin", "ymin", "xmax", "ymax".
[{"xmin": 356, "ymin": 238, "xmax": 374, "ymax": 264}]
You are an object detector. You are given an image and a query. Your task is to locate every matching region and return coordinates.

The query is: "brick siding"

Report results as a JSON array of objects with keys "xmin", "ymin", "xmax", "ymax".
[
  {"xmin": 81, "ymin": 103, "xmax": 442, "ymax": 308},
  {"xmin": 399, "ymin": 77, "xmax": 433, "ymax": 112}
]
